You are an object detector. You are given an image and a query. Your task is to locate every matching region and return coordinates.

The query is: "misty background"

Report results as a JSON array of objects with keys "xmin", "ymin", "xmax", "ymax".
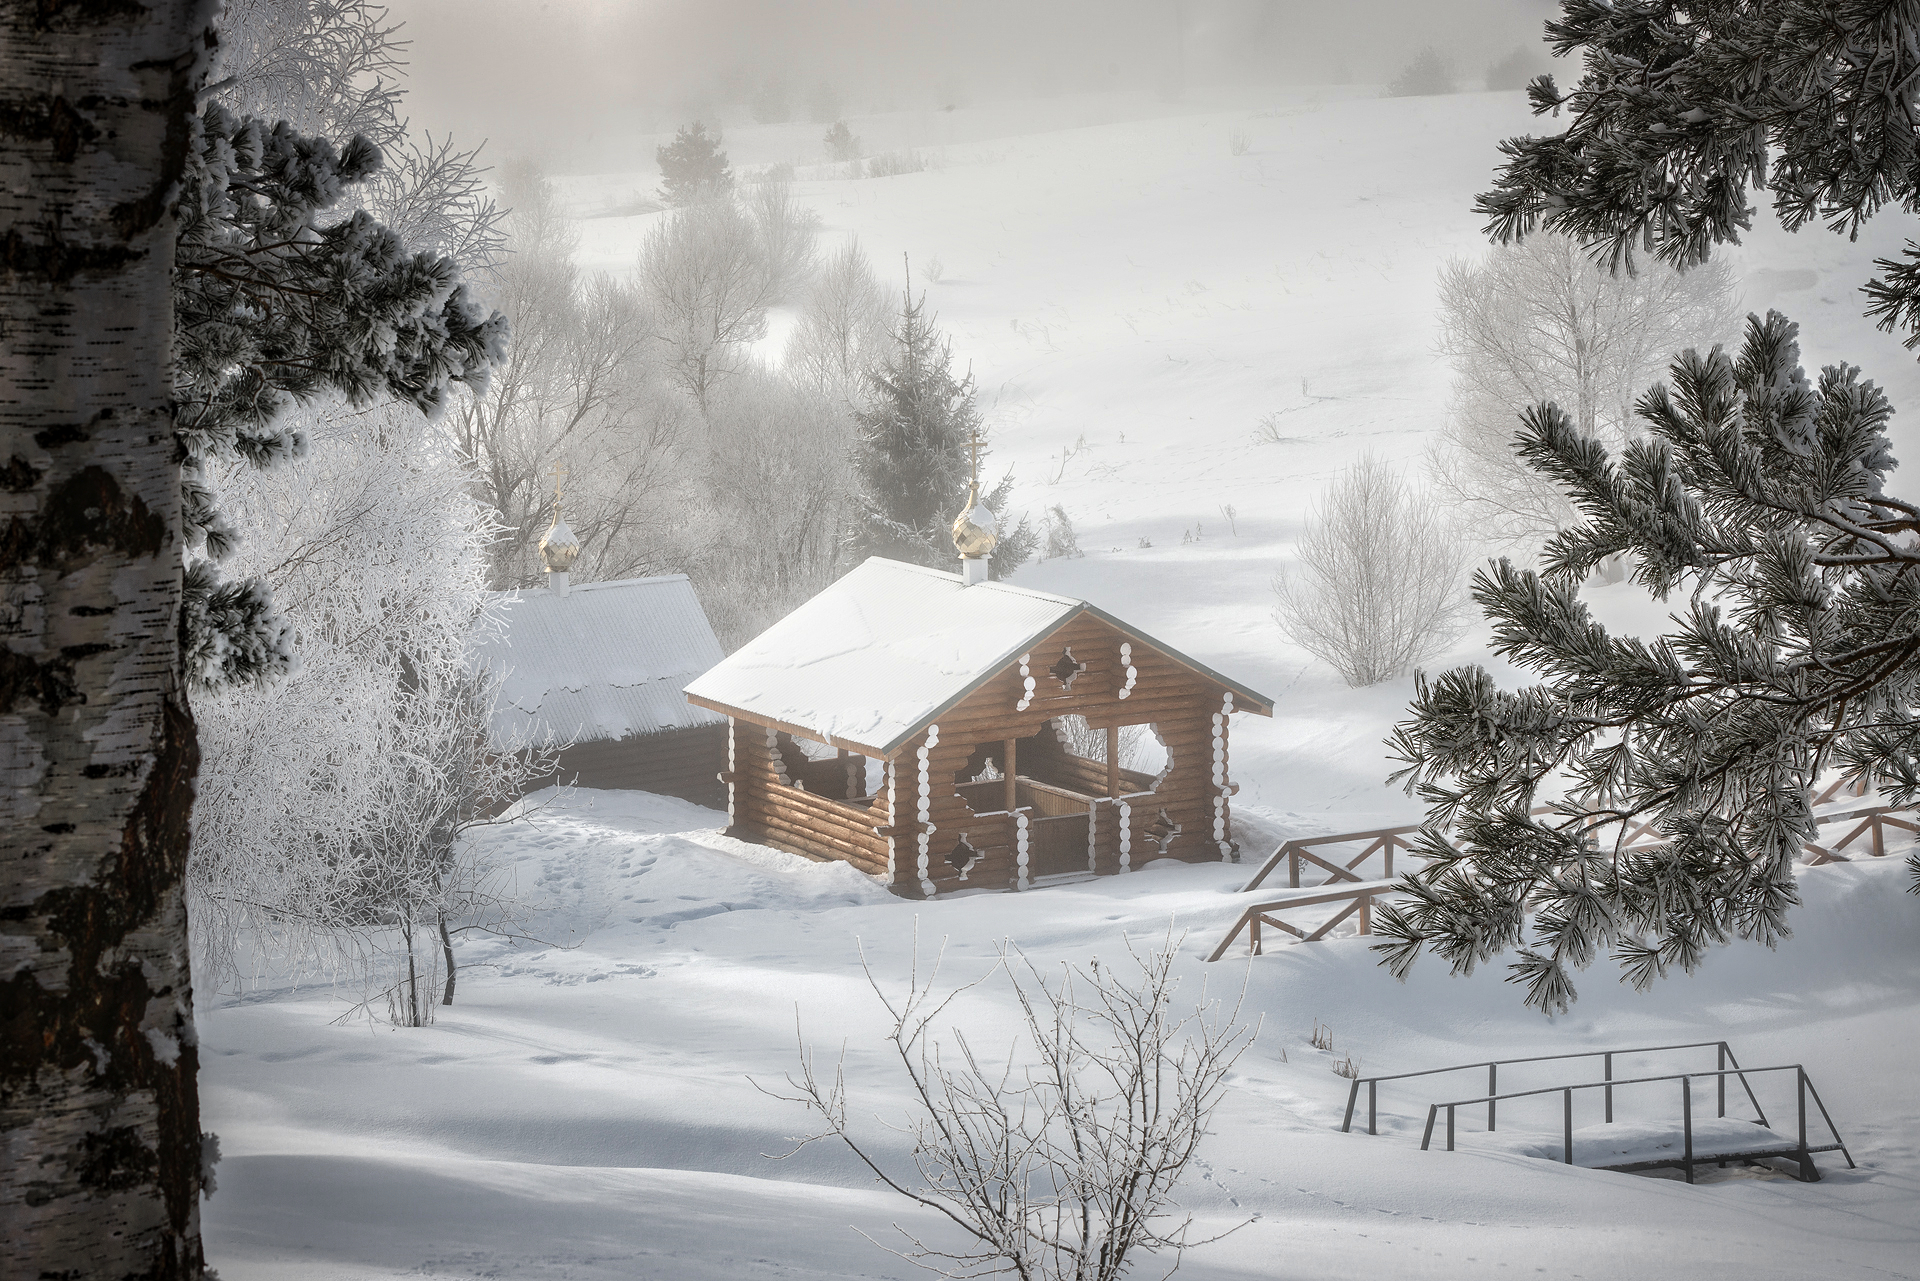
[{"xmin": 384, "ymin": 0, "xmax": 1555, "ymax": 172}]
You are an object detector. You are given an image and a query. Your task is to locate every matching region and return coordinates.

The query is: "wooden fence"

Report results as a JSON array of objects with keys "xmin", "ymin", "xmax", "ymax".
[{"xmin": 1206, "ymin": 778, "xmax": 1912, "ymax": 963}]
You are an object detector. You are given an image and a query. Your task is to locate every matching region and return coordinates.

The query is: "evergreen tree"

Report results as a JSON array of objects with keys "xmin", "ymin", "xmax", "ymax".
[
  {"xmin": 848, "ymin": 287, "xmax": 1034, "ymax": 578},
  {"xmin": 1479, "ymin": 0, "xmax": 1920, "ymax": 353},
  {"xmin": 173, "ymin": 105, "xmax": 507, "ymax": 689},
  {"xmin": 1383, "ymin": 313, "xmax": 1920, "ymax": 1012},
  {"xmin": 656, "ymin": 121, "xmax": 734, "ymax": 207}
]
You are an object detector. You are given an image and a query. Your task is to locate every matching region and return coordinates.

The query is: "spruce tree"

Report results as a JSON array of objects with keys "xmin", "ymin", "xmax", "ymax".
[
  {"xmin": 656, "ymin": 121, "xmax": 734, "ymax": 207},
  {"xmin": 848, "ymin": 286, "xmax": 1034, "ymax": 577},
  {"xmin": 1383, "ymin": 313, "xmax": 1920, "ymax": 1012}
]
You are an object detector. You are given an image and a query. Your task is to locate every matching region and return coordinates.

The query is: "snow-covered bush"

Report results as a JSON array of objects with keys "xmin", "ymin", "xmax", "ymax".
[
  {"xmin": 742, "ymin": 178, "xmax": 822, "ymax": 303},
  {"xmin": 1427, "ymin": 233, "xmax": 1737, "ymax": 556},
  {"xmin": 866, "ymin": 149, "xmax": 926, "ymax": 178},
  {"xmin": 1273, "ymin": 456, "xmax": 1470, "ymax": 687},
  {"xmin": 772, "ymin": 935, "xmax": 1252, "ymax": 1280},
  {"xmin": 1043, "ymin": 502, "xmax": 1082, "ymax": 560}
]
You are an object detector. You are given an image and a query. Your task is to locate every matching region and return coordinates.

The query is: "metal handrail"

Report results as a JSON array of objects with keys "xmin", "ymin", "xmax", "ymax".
[
  {"xmin": 1411, "ymin": 1063, "xmax": 1855, "ymax": 1184},
  {"xmin": 1339, "ymin": 1040, "xmax": 1765, "ymax": 1136}
]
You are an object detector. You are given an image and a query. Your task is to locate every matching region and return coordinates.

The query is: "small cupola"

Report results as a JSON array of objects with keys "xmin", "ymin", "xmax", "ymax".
[
  {"xmin": 951, "ymin": 430, "xmax": 998, "ymax": 585},
  {"xmin": 539, "ymin": 466, "xmax": 581, "ymax": 597}
]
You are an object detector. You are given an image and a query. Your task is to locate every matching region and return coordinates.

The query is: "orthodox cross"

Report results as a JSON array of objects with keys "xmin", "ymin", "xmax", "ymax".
[
  {"xmin": 549, "ymin": 461, "xmax": 568, "ymax": 512},
  {"xmin": 966, "ymin": 429, "xmax": 981, "ymax": 493}
]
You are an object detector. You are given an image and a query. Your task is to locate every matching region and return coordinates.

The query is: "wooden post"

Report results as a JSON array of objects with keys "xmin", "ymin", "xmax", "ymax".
[
  {"xmin": 1106, "ymin": 724, "xmax": 1121, "ymax": 798},
  {"xmin": 1004, "ymin": 737, "xmax": 1018, "ymax": 813}
]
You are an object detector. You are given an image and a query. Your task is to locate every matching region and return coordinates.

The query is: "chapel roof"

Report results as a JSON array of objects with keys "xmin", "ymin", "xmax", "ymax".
[
  {"xmin": 473, "ymin": 573, "xmax": 725, "ymax": 748},
  {"xmin": 683, "ymin": 557, "xmax": 1272, "ymax": 758}
]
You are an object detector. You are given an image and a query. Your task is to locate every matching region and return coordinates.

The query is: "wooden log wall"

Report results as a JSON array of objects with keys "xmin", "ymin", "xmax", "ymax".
[
  {"xmin": 727, "ymin": 721, "xmax": 892, "ymax": 877},
  {"xmin": 524, "ymin": 724, "xmax": 727, "ymax": 809}
]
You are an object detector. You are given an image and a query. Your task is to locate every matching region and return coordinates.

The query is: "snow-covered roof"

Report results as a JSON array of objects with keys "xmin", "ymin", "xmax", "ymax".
[
  {"xmin": 684, "ymin": 558, "xmax": 1271, "ymax": 758},
  {"xmin": 474, "ymin": 574, "xmax": 726, "ymax": 748}
]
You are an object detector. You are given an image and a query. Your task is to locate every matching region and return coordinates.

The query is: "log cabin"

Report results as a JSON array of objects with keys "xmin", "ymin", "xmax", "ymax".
[
  {"xmin": 683, "ymin": 547, "xmax": 1274, "ymax": 897},
  {"xmin": 472, "ymin": 509, "xmax": 728, "ymax": 808}
]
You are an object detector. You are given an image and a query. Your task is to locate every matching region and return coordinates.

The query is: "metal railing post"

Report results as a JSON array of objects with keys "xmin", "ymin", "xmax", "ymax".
[
  {"xmin": 1604, "ymin": 1052, "xmax": 1613, "ymax": 1123},
  {"xmin": 1342, "ymin": 1079, "xmax": 1359, "ymax": 1133},
  {"xmin": 1717, "ymin": 1043, "xmax": 1726, "ymax": 1118},
  {"xmin": 1682, "ymin": 1076, "xmax": 1694, "ymax": 1184},
  {"xmin": 1797, "ymin": 1067, "xmax": 1816, "ymax": 1182},
  {"xmin": 1563, "ymin": 1088, "xmax": 1573, "ymax": 1163},
  {"xmin": 1447, "ymin": 1105, "xmax": 1455, "ymax": 1151},
  {"xmin": 1369, "ymin": 1079, "xmax": 1377, "ymax": 1136},
  {"xmin": 1488, "ymin": 1063, "xmax": 1497, "ymax": 1132}
]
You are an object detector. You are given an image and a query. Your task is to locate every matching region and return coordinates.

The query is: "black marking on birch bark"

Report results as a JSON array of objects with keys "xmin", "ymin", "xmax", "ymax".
[
  {"xmin": 0, "ymin": 646, "xmax": 81, "ymax": 715},
  {"xmin": 0, "ymin": 699, "xmax": 202, "ymax": 1253},
  {"xmin": 1, "ymin": 456, "xmax": 42, "ymax": 491},
  {"xmin": 0, "ymin": 464, "xmax": 169, "ymax": 576}
]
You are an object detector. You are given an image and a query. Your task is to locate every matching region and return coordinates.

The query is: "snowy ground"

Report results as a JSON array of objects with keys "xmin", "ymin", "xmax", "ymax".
[
  {"xmin": 200, "ymin": 90, "xmax": 1920, "ymax": 1277},
  {"xmin": 201, "ymin": 790, "xmax": 1920, "ymax": 1279}
]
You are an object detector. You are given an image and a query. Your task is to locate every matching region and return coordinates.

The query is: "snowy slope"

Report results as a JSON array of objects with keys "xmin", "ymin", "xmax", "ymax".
[
  {"xmin": 199, "ymin": 91, "xmax": 1920, "ymax": 1279},
  {"xmin": 570, "ymin": 87, "xmax": 1920, "ymax": 830},
  {"xmin": 199, "ymin": 789, "xmax": 1920, "ymax": 1279}
]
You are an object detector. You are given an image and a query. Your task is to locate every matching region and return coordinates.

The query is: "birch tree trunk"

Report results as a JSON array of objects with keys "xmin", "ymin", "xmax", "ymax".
[{"xmin": 1, "ymin": 3, "xmax": 213, "ymax": 1276}]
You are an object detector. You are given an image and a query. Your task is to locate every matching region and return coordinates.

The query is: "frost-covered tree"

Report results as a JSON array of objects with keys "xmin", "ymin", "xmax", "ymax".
[
  {"xmin": 823, "ymin": 119, "xmax": 862, "ymax": 161},
  {"xmin": 1274, "ymin": 455, "xmax": 1471, "ymax": 687},
  {"xmin": 848, "ymin": 285, "xmax": 1035, "ymax": 577},
  {"xmin": 189, "ymin": 403, "xmax": 547, "ymax": 1009},
  {"xmin": 741, "ymin": 178, "xmax": 822, "ymax": 303},
  {"xmin": 1384, "ymin": 313, "xmax": 1920, "ymax": 1011},
  {"xmin": 454, "ymin": 165, "xmax": 686, "ymax": 588},
  {"xmin": 1480, "ymin": 0, "xmax": 1920, "ymax": 355},
  {"xmin": 784, "ymin": 236, "xmax": 892, "ymax": 400},
  {"xmin": 3, "ymin": 6, "xmax": 216, "ymax": 1272},
  {"xmin": 656, "ymin": 120, "xmax": 734, "ymax": 206},
  {"xmin": 640, "ymin": 197, "xmax": 779, "ymax": 413},
  {"xmin": 691, "ymin": 376, "xmax": 859, "ymax": 648},
  {"xmin": 1429, "ymin": 233, "xmax": 1738, "ymax": 553},
  {"xmin": 1387, "ymin": 46, "xmax": 1453, "ymax": 97}
]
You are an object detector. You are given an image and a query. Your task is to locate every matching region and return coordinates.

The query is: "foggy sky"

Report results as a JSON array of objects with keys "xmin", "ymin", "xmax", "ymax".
[{"xmin": 380, "ymin": 0, "xmax": 1556, "ymax": 172}]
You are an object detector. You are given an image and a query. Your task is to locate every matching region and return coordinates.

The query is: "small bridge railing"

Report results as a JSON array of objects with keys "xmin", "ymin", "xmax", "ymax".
[
  {"xmin": 1336, "ymin": 1040, "xmax": 1853, "ymax": 1183},
  {"xmin": 1208, "ymin": 779, "xmax": 1913, "ymax": 962}
]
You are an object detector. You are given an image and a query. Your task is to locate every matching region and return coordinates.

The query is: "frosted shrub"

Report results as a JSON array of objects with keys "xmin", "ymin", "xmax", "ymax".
[
  {"xmin": 1228, "ymin": 126, "xmax": 1250, "ymax": 156},
  {"xmin": 771, "ymin": 934, "xmax": 1252, "ymax": 1281},
  {"xmin": 866, "ymin": 149, "xmax": 925, "ymax": 178},
  {"xmin": 823, "ymin": 119, "xmax": 862, "ymax": 161},
  {"xmin": 1273, "ymin": 456, "xmax": 1470, "ymax": 687},
  {"xmin": 1043, "ymin": 502, "xmax": 1082, "ymax": 560}
]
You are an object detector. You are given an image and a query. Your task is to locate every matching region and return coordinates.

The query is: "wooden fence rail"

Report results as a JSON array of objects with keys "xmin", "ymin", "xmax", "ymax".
[{"xmin": 1208, "ymin": 778, "xmax": 1911, "ymax": 963}]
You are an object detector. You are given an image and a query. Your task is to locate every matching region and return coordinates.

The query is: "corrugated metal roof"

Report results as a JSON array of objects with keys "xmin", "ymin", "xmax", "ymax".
[
  {"xmin": 684, "ymin": 559, "xmax": 1085, "ymax": 757},
  {"xmin": 473, "ymin": 574, "xmax": 726, "ymax": 748}
]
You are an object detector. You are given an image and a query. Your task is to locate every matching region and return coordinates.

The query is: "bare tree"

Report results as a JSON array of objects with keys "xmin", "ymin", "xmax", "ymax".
[
  {"xmin": 2, "ymin": 4, "xmax": 214, "ymax": 1274},
  {"xmin": 769, "ymin": 934, "xmax": 1252, "ymax": 1281},
  {"xmin": 785, "ymin": 235, "xmax": 893, "ymax": 401},
  {"xmin": 742, "ymin": 178, "xmax": 822, "ymax": 303},
  {"xmin": 1274, "ymin": 456, "xmax": 1471, "ymax": 687},
  {"xmin": 1428, "ymin": 234, "xmax": 1738, "ymax": 554},
  {"xmin": 639, "ymin": 198, "xmax": 779, "ymax": 414},
  {"xmin": 454, "ymin": 165, "xmax": 687, "ymax": 587},
  {"xmin": 690, "ymin": 375, "xmax": 857, "ymax": 648}
]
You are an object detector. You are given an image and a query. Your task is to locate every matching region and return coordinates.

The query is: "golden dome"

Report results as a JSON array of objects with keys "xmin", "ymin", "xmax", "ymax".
[
  {"xmin": 952, "ymin": 487, "xmax": 999, "ymax": 559},
  {"xmin": 539, "ymin": 511, "xmax": 581, "ymax": 573}
]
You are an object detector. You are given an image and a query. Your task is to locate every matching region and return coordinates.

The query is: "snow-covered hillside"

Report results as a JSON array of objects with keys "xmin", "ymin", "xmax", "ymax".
[
  {"xmin": 199, "ymin": 90, "xmax": 1920, "ymax": 1279},
  {"xmin": 566, "ymin": 86, "xmax": 1920, "ymax": 830}
]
